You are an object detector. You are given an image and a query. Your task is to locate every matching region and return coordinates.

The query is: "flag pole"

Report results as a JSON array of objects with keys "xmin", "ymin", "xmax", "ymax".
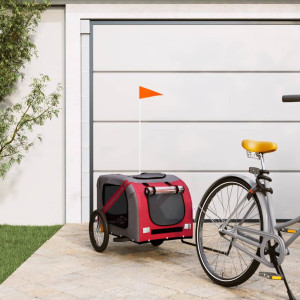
[
  {"xmin": 138, "ymin": 86, "xmax": 162, "ymax": 174},
  {"xmin": 138, "ymin": 98, "xmax": 141, "ymax": 174}
]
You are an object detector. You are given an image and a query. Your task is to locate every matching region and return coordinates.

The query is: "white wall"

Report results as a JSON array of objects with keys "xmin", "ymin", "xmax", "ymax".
[{"xmin": 0, "ymin": 7, "xmax": 65, "ymax": 225}]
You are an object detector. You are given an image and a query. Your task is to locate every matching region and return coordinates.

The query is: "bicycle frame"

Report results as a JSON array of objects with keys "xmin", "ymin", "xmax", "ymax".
[{"xmin": 219, "ymin": 153, "xmax": 300, "ymax": 268}]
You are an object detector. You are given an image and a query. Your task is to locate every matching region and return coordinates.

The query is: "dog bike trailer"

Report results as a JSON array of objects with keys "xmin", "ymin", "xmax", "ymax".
[{"xmin": 89, "ymin": 173, "xmax": 193, "ymax": 252}]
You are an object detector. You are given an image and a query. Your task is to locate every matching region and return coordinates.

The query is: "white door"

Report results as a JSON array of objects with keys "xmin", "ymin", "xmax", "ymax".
[{"xmin": 91, "ymin": 21, "xmax": 300, "ymax": 219}]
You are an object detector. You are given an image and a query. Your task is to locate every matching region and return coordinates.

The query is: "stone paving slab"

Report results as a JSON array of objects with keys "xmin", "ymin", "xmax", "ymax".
[{"xmin": 0, "ymin": 223, "xmax": 299, "ymax": 299}]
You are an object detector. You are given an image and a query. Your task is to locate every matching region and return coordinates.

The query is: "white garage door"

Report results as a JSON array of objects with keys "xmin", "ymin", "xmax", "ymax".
[{"xmin": 91, "ymin": 21, "xmax": 300, "ymax": 220}]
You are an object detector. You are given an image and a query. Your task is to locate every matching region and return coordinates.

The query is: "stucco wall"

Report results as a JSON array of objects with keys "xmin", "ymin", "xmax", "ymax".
[{"xmin": 0, "ymin": 7, "xmax": 65, "ymax": 225}]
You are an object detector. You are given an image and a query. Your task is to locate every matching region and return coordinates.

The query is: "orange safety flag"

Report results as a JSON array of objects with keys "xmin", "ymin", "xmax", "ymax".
[{"xmin": 139, "ymin": 86, "xmax": 162, "ymax": 99}]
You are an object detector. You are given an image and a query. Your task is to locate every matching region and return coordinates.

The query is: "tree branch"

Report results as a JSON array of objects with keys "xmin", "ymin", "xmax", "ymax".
[
  {"xmin": 0, "ymin": 100, "xmax": 33, "ymax": 154},
  {"xmin": 0, "ymin": 150, "xmax": 20, "ymax": 159}
]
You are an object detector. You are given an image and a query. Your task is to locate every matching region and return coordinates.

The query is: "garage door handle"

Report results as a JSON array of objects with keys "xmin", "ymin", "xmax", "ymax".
[{"xmin": 282, "ymin": 95, "xmax": 300, "ymax": 102}]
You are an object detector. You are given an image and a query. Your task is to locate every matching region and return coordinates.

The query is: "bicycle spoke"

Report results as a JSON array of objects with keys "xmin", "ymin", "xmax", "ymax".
[
  {"xmin": 239, "ymin": 239, "xmax": 256, "ymax": 252},
  {"xmin": 236, "ymin": 246, "xmax": 248, "ymax": 267},
  {"xmin": 206, "ymin": 206, "xmax": 225, "ymax": 224},
  {"xmin": 93, "ymin": 217, "xmax": 104, "ymax": 246},
  {"xmin": 230, "ymin": 254, "xmax": 238, "ymax": 277},
  {"xmin": 238, "ymin": 202, "xmax": 256, "ymax": 225},
  {"xmin": 202, "ymin": 211, "xmax": 222, "ymax": 229}
]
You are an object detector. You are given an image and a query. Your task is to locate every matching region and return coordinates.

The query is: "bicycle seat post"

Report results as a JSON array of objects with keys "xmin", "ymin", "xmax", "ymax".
[{"xmin": 258, "ymin": 153, "xmax": 266, "ymax": 170}]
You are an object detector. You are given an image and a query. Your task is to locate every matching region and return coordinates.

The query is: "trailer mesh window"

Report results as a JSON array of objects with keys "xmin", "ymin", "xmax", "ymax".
[
  {"xmin": 103, "ymin": 184, "xmax": 128, "ymax": 228},
  {"xmin": 147, "ymin": 193, "xmax": 184, "ymax": 226}
]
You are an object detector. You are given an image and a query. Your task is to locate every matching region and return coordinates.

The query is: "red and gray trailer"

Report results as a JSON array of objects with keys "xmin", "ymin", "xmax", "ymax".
[{"xmin": 89, "ymin": 173, "xmax": 193, "ymax": 251}]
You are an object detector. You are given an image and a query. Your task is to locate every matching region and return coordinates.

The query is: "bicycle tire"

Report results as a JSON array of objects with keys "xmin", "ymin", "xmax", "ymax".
[{"xmin": 195, "ymin": 176, "xmax": 263, "ymax": 287}]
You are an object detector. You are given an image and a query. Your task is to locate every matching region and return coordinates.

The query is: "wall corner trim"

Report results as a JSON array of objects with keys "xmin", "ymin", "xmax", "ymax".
[{"xmin": 81, "ymin": 20, "xmax": 90, "ymax": 34}]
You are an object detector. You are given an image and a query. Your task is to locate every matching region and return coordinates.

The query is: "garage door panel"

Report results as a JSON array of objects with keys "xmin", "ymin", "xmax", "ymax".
[
  {"xmin": 93, "ymin": 73, "xmax": 300, "ymax": 121},
  {"xmin": 140, "ymin": 123, "xmax": 300, "ymax": 170},
  {"xmin": 93, "ymin": 171, "xmax": 299, "ymax": 219},
  {"xmin": 93, "ymin": 123, "xmax": 300, "ymax": 171},
  {"xmin": 174, "ymin": 172, "xmax": 300, "ymax": 220},
  {"xmin": 93, "ymin": 73, "xmax": 138, "ymax": 121},
  {"xmin": 93, "ymin": 25, "xmax": 300, "ymax": 71},
  {"xmin": 93, "ymin": 123, "xmax": 139, "ymax": 170}
]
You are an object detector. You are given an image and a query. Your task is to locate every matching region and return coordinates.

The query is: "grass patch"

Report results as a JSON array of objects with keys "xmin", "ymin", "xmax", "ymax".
[{"xmin": 0, "ymin": 225, "xmax": 62, "ymax": 284}]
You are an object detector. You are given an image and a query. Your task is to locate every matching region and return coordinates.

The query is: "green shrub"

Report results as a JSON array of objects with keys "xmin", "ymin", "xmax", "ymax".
[{"xmin": 0, "ymin": 0, "xmax": 62, "ymax": 178}]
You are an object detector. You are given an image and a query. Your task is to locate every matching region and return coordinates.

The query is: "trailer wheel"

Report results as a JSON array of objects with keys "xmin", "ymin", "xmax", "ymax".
[
  {"xmin": 89, "ymin": 210, "xmax": 109, "ymax": 252},
  {"xmin": 150, "ymin": 240, "xmax": 164, "ymax": 246}
]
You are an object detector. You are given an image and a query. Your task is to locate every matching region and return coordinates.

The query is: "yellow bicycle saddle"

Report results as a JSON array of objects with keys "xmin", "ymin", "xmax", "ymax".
[{"xmin": 242, "ymin": 140, "xmax": 278, "ymax": 154}]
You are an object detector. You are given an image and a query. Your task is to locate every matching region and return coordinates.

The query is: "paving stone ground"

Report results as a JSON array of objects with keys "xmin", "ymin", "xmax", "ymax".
[{"xmin": 0, "ymin": 223, "xmax": 299, "ymax": 299}]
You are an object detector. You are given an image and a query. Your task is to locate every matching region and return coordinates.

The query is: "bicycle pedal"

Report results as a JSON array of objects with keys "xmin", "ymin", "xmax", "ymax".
[
  {"xmin": 259, "ymin": 272, "xmax": 282, "ymax": 280},
  {"xmin": 281, "ymin": 228, "xmax": 297, "ymax": 234}
]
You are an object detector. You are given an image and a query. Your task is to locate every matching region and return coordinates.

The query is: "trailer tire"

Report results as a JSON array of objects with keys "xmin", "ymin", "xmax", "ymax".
[
  {"xmin": 89, "ymin": 210, "xmax": 109, "ymax": 252},
  {"xmin": 150, "ymin": 240, "xmax": 164, "ymax": 246}
]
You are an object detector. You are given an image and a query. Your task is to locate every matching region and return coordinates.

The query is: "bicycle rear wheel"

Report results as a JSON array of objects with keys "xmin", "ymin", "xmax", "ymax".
[{"xmin": 196, "ymin": 177, "xmax": 263, "ymax": 287}]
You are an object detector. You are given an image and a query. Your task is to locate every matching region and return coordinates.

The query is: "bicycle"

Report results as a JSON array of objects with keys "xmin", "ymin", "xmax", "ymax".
[{"xmin": 195, "ymin": 95, "xmax": 300, "ymax": 300}]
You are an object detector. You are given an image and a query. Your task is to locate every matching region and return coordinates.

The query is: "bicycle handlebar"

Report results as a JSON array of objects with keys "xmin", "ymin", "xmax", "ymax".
[{"xmin": 282, "ymin": 95, "xmax": 300, "ymax": 102}]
